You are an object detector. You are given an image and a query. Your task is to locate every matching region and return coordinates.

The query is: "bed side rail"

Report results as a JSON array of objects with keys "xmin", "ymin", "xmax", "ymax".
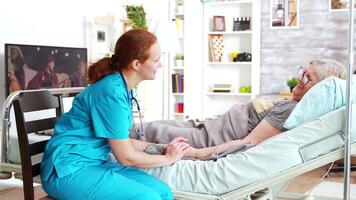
[{"xmin": 298, "ymin": 131, "xmax": 345, "ymax": 162}]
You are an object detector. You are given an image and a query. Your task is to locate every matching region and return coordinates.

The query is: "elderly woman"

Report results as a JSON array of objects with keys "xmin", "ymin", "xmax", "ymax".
[{"xmin": 130, "ymin": 58, "xmax": 347, "ymax": 160}]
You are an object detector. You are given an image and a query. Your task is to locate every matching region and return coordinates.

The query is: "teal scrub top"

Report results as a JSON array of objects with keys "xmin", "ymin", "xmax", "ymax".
[{"xmin": 41, "ymin": 73, "xmax": 133, "ymax": 182}]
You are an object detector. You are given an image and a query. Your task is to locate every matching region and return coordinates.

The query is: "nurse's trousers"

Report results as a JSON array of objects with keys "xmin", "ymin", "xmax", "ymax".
[{"xmin": 42, "ymin": 161, "xmax": 173, "ymax": 200}]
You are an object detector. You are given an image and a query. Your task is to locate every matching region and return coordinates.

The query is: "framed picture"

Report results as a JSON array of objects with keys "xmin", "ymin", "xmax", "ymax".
[
  {"xmin": 97, "ymin": 31, "xmax": 106, "ymax": 42},
  {"xmin": 208, "ymin": 34, "xmax": 224, "ymax": 62},
  {"xmin": 330, "ymin": 0, "xmax": 356, "ymax": 11},
  {"xmin": 213, "ymin": 16, "xmax": 226, "ymax": 32},
  {"xmin": 270, "ymin": 0, "xmax": 299, "ymax": 29},
  {"xmin": 91, "ymin": 15, "xmax": 117, "ymax": 61}
]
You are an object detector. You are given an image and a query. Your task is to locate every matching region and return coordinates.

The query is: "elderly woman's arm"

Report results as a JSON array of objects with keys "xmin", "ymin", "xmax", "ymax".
[
  {"xmin": 184, "ymin": 140, "xmax": 243, "ymax": 159},
  {"xmin": 184, "ymin": 119, "xmax": 281, "ymax": 159},
  {"xmin": 242, "ymin": 119, "xmax": 281, "ymax": 145}
]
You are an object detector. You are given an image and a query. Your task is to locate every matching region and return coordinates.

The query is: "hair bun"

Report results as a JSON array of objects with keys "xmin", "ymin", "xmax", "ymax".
[{"xmin": 110, "ymin": 54, "xmax": 118, "ymax": 63}]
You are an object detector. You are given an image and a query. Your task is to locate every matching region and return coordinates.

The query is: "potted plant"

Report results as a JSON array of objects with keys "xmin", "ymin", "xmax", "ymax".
[
  {"xmin": 126, "ymin": 5, "xmax": 148, "ymax": 30},
  {"xmin": 287, "ymin": 77, "xmax": 298, "ymax": 92},
  {"xmin": 174, "ymin": 55, "xmax": 184, "ymax": 67}
]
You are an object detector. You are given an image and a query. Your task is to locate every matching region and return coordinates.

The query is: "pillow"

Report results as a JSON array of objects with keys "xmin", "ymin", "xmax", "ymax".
[{"xmin": 283, "ymin": 75, "xmax": 356, "ymax": 129}]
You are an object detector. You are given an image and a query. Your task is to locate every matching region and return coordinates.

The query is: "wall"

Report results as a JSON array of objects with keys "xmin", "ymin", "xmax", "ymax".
[{"xmin": 260, "ymin": 0, "xmax": 353, "ymax": 94}]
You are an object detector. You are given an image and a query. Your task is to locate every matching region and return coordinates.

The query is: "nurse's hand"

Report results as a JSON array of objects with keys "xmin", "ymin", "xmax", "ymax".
[
  {"xmin": 166, "ymin": 137, "xmax": 188, "ymax": 148},
  {"xmin": 165, "ymin": 137, "xmax": 190, "ymax": 164}
]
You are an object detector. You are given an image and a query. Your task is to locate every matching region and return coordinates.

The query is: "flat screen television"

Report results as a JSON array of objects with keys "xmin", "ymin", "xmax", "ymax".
[{"xmin": 5, "ymin": 43, "xmax": 88, "ymax": 97}]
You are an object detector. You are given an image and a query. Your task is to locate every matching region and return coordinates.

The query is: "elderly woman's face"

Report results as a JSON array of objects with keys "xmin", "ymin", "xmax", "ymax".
[{"xmin": 292, "ymin": 64, "xmax": 319, "ymax": 101}]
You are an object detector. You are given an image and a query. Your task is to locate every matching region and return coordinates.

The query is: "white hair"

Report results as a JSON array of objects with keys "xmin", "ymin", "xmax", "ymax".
[{"xmin": 309, "ymin": 58, "xmax": 346, "ymax": 81}]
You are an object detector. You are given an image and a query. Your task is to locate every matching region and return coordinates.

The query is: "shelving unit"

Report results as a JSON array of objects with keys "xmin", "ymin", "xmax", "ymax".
[
  {"xmin": 207, "ymin": 61, "xmax": 252, "ymax": 65},
  {"xmin": 168, "ymin": 0, "xmax": 185, "ymax": 120},
  {"xmin": 206, "ymin": 31, "xmax": 253, "ymax": 35},
  {"xmin": 206, "ymin": 92, "xmax": 252, "ymax": 96},
  {"xmin": 202, "ymin": 0, "xmax": 260, "ymax": 118}
]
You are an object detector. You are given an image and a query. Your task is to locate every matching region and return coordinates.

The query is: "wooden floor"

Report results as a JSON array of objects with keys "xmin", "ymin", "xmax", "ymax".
[{"xmin": 283, "ymin": 161, "xmax": 356, "ymax": 194}]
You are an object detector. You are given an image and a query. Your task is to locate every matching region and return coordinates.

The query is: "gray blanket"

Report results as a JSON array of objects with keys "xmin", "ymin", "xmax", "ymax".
[{"xmin": 129, "ymin": 103, "xmax": 254, "ymax": 160}]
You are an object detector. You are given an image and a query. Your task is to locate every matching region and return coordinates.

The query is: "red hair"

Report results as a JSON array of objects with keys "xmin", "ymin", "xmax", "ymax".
[{"xmin": 88, "ymin": 29, "xmax": 157, "ymax": 84}]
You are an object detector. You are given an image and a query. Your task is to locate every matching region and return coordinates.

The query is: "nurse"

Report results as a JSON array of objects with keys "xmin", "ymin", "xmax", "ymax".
[{"xmin": 41, "ymin": 29, "xmax": 190, "ymax": 200}]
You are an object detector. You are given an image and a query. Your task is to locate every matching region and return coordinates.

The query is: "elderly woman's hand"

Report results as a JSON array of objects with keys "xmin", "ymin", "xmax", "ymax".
[{"xmin": 165, "ymin": 137, "xmax": 190, "ymax": 164}]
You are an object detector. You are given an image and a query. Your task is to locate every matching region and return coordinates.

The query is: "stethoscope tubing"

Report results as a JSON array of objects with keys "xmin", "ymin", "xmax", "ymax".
[
  {"xmin": 119, "ymin": 71, "xmax": 144, "ymax": 138},
  {"xmin": 131, "ymin": 96, "xmax": 144, "ymax": 138}
]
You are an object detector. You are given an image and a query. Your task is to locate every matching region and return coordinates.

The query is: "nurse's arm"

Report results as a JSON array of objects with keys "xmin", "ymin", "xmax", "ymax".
[
  {"xmin": 109, "ymin": 138, "xmax": 189, "ymax": 168},
  {"xmin": 129, "ymin": 139, "xmax": 165, "ymax": 153}
]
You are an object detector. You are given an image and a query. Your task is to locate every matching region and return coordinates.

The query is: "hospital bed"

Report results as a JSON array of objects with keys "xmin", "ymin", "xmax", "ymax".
[
  {"xmin": 144, "ymin": 105, "xmax": 356, "ymax": 200},
  {"xmin": 0, "ymin": 88, "xmax": 355, "ymax": 200}
]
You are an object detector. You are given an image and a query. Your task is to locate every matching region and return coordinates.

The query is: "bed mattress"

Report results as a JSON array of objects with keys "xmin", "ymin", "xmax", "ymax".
[{"xmin": 143, "ymin": 105, "xmax": 356, "ymax": 195}]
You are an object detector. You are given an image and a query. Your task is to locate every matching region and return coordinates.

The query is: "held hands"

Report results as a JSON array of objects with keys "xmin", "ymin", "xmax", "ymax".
[{"xmin": 165, "ymin": 137, "xmax": 190, "ymax": 164}]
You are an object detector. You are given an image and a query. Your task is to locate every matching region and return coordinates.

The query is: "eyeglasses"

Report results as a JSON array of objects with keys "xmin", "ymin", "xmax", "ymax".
[{"xmin": 298, "ymin": 66, "xmax": 311, "ymax": 87}]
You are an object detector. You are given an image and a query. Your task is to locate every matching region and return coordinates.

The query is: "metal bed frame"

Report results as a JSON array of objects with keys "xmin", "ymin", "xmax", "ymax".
[{"xmin": 0, "ymin": 87, "xmax": 84, "ymax": 179}]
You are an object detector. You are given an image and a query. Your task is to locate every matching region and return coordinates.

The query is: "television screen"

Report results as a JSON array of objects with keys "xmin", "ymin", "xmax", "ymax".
[{"xmin": 5, "ymin": 43, "xmax": 88, "ymax": 96}]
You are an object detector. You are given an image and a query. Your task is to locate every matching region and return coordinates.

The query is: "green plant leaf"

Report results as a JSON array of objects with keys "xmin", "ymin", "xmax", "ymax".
[
  {"xmin": 126, "ymin": 5, "xmax": 148, "ymax": 30},
  {"xmin": 175, "ymin": 55, "xmax": 184, "ymax": 60},
  {"xmin": 287, "ymin": 77, "xmax": 298, "ymax": 89}
]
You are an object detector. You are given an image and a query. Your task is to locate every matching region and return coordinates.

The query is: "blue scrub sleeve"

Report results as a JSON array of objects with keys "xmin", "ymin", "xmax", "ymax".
[{"xmin": 91, "ymin": 91, "xmax": 131, "ymax": 139}]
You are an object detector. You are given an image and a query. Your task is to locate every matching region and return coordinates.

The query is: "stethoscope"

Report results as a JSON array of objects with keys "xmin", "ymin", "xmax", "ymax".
[{"xmin": 119, "ymin": 71, "xmax": 144, "ymax": 138}]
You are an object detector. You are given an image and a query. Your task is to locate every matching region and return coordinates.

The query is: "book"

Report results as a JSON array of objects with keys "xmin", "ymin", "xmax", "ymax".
[
  {"xmin": 175, "ymin": 17, "xmax": 184, "ymax": 38},
  {"xmin": 212, "ymin": 83, "xmax": 231, "ymax": 93},
  {"xmin": 175, "ymin": 74, "xmax": 179, "ymax": 93},
  {"xmin": 178, "ymin": 74, "xmax": 184, "ymax": 93},
  {"xmin": 171, "ymin": 74, "xmax": 177, "ymax": 93}
]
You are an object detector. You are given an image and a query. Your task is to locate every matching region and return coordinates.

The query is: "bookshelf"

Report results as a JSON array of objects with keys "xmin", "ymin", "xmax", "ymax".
[
  {"xmin": 168, "ymin": 0, "xmax": 185, "ymax": 120},
  {"xmin": 202, "ymin": 0, "xmax": 261, "ymax": 118}
]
